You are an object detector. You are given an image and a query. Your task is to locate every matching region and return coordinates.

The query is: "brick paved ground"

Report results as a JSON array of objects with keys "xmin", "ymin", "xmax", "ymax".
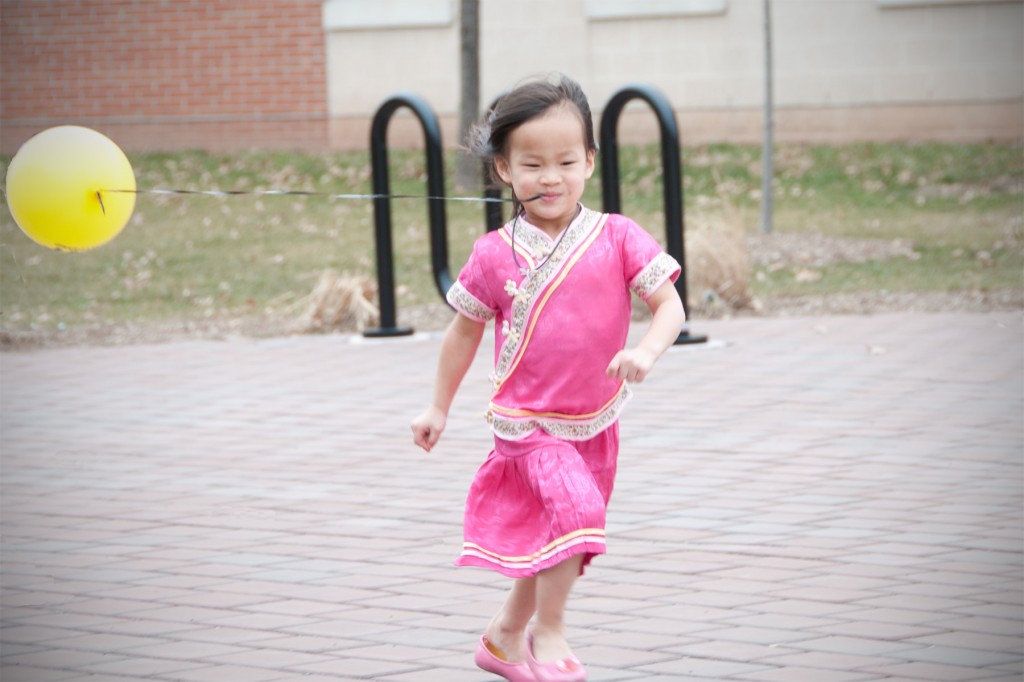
[{"xmin": 1, "ymin": 311, "xmax": 1021, "ymax": 682}]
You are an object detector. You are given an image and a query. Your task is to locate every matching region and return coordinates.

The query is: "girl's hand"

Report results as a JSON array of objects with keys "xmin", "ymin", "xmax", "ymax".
[
  {"xmin": 606, "ymin": 347, "xmax": 658, "ymax": 384},
  {"xmin": 607, "ymin": 280, "xmax": 685, "ymax": 384},
  {"xmin": 411, "ymin": 406, "xmax": 447, "ymax": 452}
]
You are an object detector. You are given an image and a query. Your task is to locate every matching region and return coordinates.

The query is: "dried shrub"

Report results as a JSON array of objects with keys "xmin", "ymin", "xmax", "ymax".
[
  {"xmin": 686, "ymin": 222, "xmax": 753, "ymax": 314},
  {"xmin": 297, "ymin": 270, "xmax": 379, "ymax": 332},
  {"xmin": 685, "ymin": 172, "xmax": 754, "ymax": 315}
]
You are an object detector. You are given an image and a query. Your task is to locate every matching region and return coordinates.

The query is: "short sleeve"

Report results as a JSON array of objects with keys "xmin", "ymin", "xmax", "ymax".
[
  {"xmin": 620, "ymin": 219, "xmax": 681, "ymax": 300},
  {"xmin": 446, "ymin": 240, "xmax": 498, "ymax": 322}
]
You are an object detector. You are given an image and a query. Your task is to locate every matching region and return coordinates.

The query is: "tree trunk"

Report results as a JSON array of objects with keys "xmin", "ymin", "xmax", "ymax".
[
  {"xmin": 760, "ymin": 0, "xmax": 774, "ymax": 234},
  {"xmin": 456, "ymin": 0, "xmax": 480, "ymax": 191}
]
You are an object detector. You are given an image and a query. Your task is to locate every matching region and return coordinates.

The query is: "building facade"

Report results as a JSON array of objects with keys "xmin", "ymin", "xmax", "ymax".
[{"xmin": 2, "ymin": 0, "xmax": 1021, "ymax": 153}]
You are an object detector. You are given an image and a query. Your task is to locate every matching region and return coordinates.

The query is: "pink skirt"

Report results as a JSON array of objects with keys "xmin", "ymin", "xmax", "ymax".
[{"xmin": 455, "ymin": 423, "xmax": 619, "ymax": 578}]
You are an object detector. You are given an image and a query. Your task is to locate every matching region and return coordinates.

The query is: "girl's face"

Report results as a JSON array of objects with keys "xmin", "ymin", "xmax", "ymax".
[{"xmin": 495, "ymin": 104, "xmax": 595, "ymax": 235}]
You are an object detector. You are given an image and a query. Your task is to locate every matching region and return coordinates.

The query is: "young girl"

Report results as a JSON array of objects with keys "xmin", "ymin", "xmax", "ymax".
[{"xmin": 411, "ymin": 73, "xmax": 685, "ymax": 682}]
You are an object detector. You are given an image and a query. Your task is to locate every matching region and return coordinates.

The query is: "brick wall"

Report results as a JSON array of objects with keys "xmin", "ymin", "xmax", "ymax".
[{"xmin": 1, "ymin": 0, "xmax": 329, "ymax": 153}]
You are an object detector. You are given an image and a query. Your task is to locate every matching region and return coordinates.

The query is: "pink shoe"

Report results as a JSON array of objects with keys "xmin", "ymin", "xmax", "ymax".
[
  {"xmin": 525, "ymin": 632, "xmax": 587, "ymax": 682},
  {"xmin": 475, "ymin": 635, "xmax": 537, "ymax": 682}
]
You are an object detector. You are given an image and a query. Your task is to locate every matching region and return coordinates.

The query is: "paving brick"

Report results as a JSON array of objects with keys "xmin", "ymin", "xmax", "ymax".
[
  {"xmin": 206, "ymin": 646, "xmax": 336, "ymax": 669},
  {"xmin": 1, "ymin": 648, "xmax": 126, "ymax": 670},
  {"xmin": 759, "ymin": 649, "xmax": 905, "ymax": 670},
  {"xmin": 909, "ymin": 631, "xmax": 1024, "ymax": 652},
  {"xmin": 671, "ymin": 589, "xmax": 776, "ymax": 609},
  {"xmin": 636, "ymin": 655, "xmax": 775, "ymax": 678},
  {"xmin": 1, "ymin": 312, "xmax": 1020, "ymax": 680},
  {"xmin": 746, "ymin": 598, "xmax": 865, "ymax": 618},
  {"xmin": 600, "ymin": 617, "xmax": 729, "ymax": 637},
  {"xmin": 723, "ymin": 612, "xmax": 841, "ymax": 632},
  {"xmin": 35, "ymin": 632, "xmax": 155, "ymax": 652},
  {"xmin": 665, "ymin": 639, "xmax": 802, "ymax": 664},
  {"xmin": 698, "ymin": 626, "xmax": 818, "ymax": 646},
  {"xmin": 94, "ymin": 618, "xmax": 196, "ymax": 636},
  {"xmin": 359, "ymin": 626, "xmax": 473, "ymax": 649},
  {"xmin": 172, "ymin": 626, "xmax": 282, "ymax": 645},
  {"xmin": 0, "ymin": 626, "xmax": 81, "ymax": 645},
  {"xmin": 291, "ymin": 655, "xmax": 427, "ymax": 677},
  {"xmin": 738, "ymin": 666, "xmax": 882, "ymax": 681},
  {"xmin": 929, "ymin": 615, "xmax": 1024, "ymax": 637},
  {"xmin": 895, "ymin": 644, "xmax": 1023, "ymax": 667},
  {"xmin": 167, "ymin": 664, "xmax": 286, "ymax": 681},
  {"xmin": 572, "ymin": 629, "xmax": 692, "ymax": 651},
  {"xmin": 79, "ymin": 656, "xmax": 208, "ymax": 677},
  {"xmin": 204, "ymin": 611, "xmax": 322, "ymax": 632},
  {"xmin": 119, "ymin": 639, "xmax": 252, "ymax": 661},
  {"xmin": 789, "ymin": 634, "xmax": 923, "ymax": 656},
  {"xmin": 0, "ymin": 665, "xmax": 83, "ymax": 681},
  {"xmin": 861, "ymin": 660, "xmax": 1010, "ymax": 680},
  {"xmin": 815, "ymin": 620, "xmax": 943, "ymax": 641},
  {"xmin": 571, "ymin": 643, "xmax": 680, "ymax": 667},
  {"xmin": 835, "ymin": 606, "xmax": 964, "ymax": 626}
]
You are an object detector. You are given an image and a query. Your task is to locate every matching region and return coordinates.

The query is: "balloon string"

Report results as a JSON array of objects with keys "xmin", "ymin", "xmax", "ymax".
[{"xmin": 99, "ymin": 188, "xmax": 541, "ymax": 204}]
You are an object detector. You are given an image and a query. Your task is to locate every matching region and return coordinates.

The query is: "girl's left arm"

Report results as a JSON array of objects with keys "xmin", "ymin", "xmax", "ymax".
[{"xmin": 606, "ymin": 280, "xmax": 685, "ymax": 383}]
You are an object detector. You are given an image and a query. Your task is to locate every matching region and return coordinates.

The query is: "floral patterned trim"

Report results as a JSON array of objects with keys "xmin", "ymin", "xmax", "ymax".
[
  {"xmin": 446, "ymin": 280, "xmax": 496, "ymax": 322},
  {"xmin": 501, "ymin": 216, "xmax": 560, "ymax": 265},
  {"xmin": 630, "ymin": 252, "xmax": 681, "ymax": 300},
  {"xmin": 488, "ymin": 383, "xmax": 632, "ymax": 441},
  {"xmin": 493, "ymin": 209, "xmax": 607, "ymax": 390},
  {"xmin": 498, "ymin": 230, "xmax": 537, "ymax": 269}
]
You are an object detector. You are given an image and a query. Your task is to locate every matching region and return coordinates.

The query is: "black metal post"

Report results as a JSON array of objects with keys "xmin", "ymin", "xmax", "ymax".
[
  {"xmin": 364, "ymin": 93, "xmax": 452, "ymax": 338},
  {"xmin": 599, "ymin": 84, "xmax": 707, "ymax": 345},
  {"xmin": 484, "ymin": 183, "xmax": 504, "ymax": 232}
]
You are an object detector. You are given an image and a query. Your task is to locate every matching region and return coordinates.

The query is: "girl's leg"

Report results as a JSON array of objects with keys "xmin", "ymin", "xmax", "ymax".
[
  {"xmin": 530, "ymin": 554, "xmax": 585, "ymax": 663},
  {"xmin": 486, "ymin": 575, "xmax": 536, "ymax": 661}
]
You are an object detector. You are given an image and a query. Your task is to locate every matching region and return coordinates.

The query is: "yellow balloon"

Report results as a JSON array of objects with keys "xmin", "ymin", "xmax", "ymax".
[{"xmin": 5, "ymin": 126, "xmax": 136, "ymax": 251}]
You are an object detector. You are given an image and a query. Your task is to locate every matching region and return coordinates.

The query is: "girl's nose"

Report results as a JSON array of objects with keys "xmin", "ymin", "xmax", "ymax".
[{"xmin": 539, "ymin": 167, "xmax": 559, "ymax": 184}]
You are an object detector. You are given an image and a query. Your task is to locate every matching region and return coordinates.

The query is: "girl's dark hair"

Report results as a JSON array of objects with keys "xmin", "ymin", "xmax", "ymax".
[{"xmin": 469, "ymin": 73, "xmax": 597, "ymax": 220}]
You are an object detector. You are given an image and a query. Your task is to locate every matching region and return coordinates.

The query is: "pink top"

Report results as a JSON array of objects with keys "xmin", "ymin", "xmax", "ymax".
[{"xmin": 447, "ymin": 207, "xmax": 680, "ymax": 441}]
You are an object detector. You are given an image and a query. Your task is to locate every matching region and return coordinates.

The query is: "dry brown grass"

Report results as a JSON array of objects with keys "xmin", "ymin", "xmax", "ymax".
[
  {"xmin": 686, "ymin": 225, "xmax": 753, "ymax": 314},
  {"xmin": 296, "ymin": 270, "xmax": 378, "ymax": 333},
  {"xmin": 684, "ymin": 169, "xmax": 754, "ymax": 315}
]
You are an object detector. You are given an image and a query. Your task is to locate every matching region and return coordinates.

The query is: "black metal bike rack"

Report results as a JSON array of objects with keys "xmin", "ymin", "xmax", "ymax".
[
  {"xmin": 365, "ymin": 87, "xmax": 706, "ymax": 343},
  {"xmin": 484, "ymin": 178, "xmax": 505, "ymax": 232},
  {"xmin": 363, "ymin": 93, "xmax": 452, "ymax": 338},
  {"xmin": 599, "ymin": 84, "xmax": 707, "ymax": 345}
]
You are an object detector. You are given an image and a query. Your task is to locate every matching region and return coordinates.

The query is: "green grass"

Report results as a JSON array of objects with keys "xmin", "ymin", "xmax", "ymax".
[
  {"xmin": 1, "ymin": 142, "xmax": 1021, "ymax": 335},
  {"xmin": 757, "ymin": 244, "xmax": 1023, "ymax": 297}
]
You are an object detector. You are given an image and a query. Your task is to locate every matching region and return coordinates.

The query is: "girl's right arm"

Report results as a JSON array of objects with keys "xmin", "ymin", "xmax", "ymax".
[{"xmin": 411, "ymin": 313, "xmax": 486, "ymax": 452}]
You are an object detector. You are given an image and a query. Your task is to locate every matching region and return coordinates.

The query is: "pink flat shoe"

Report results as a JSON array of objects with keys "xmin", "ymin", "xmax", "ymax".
[
  {"xmin": 525, "ymin": 632, "xmax": 587, "ymax": 682},
  {"xmin": 475, "ymin": 635, "xmax": 537, "ymax": 682}
]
